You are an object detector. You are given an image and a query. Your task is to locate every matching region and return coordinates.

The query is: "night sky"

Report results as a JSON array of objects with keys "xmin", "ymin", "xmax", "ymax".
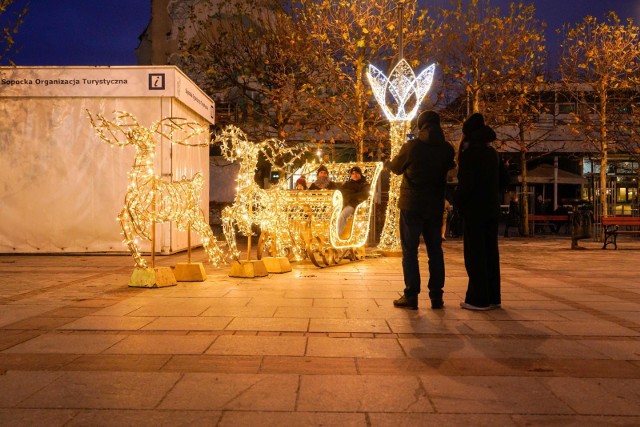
[{"xmin": 2, "ymin": 0, "xmax": 639, "ymax": 67}]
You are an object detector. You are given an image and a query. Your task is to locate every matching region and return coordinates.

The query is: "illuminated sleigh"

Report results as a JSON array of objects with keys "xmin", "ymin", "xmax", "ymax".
[{"xmin": 258, "ymin": 162, "xmax": 383, "ymax": 268}]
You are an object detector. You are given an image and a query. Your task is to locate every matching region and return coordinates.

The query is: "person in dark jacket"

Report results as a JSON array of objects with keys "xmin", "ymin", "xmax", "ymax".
[
  {"xmin": 390, "ymin": 110, "xmax": 456, "ymax": 310},
  {"xmin": 454, "ymin": 112, "xmax": 504, "ymax": 311},
  {"xmin": 309, "ymin": 165, "xmax": 337, "ymax": 190},
  {"xmin": 338, "ymin": 166, "xmax": 370, "ymax": 235}
]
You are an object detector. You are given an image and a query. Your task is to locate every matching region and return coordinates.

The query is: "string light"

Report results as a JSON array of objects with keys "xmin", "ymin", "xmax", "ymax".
[
  {"xmin": 214, "ymin": 126, "xmax": 305, "ymax": 261},
  {"xmin": 87, "ymin": 110, "xmax": 226, "ymax": 268},
  {"xmin": 367, "ymin": 59, "xmax": 436, "ymax": 252},
  {"xmin": 367, "ymin": 60, "xmax": 435, "ymax": 122},
  {"xmin": 286, "ymin": 162, "xmax": 383, "ymax": 267}
]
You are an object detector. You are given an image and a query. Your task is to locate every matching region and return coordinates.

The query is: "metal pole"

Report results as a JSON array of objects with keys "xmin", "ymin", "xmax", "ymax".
[
  {"xmin": 553, "ymin": 156, "xmax": 559, "ymax": 211},
  {"xmin": 187, "ymin": 223, "xmax": 192, "ymax": 264},
  {"xmin": 398, "ymin": 1, "xmax": 404, "ymax": 60}
]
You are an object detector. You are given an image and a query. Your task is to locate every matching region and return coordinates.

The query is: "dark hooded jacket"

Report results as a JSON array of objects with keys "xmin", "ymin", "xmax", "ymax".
[
  {"xmin": 390, "ymin": 117, "xmax": 456, "ymax": 218},
  {"xmin": 340, "ymin": 167, "xmax": 370, "ymax": 208},
  {"xmin": 454, "ymin": 117, "xmax": 503, "ymax": 220}
]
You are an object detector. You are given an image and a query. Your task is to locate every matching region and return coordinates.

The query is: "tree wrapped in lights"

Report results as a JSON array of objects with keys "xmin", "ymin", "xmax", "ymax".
[
  {"xmin": 87, "ymin": 111, "xmax": 226, "ymax": 269},
  {"xmin": 367, "ymin": 59, "xmax": 435, "ymax": 252},
  {"xmin": 214, "ymin": 125, "xmax": 305, "ymax": 262}
]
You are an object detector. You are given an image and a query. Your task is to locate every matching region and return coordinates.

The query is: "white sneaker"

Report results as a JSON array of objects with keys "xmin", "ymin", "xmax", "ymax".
[{"xmin": 459, "ymin": 302, "xmax": 492, "ymax": 311}]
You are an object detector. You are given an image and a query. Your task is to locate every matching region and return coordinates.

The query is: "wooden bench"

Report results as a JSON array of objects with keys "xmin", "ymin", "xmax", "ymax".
[
  {"xmin": 602, "ymin": 216, "xmax": 640, "ymax": 249},
  {"xmin": 528, "ymin": 215, "xmax": 570, "ymax": 234}
]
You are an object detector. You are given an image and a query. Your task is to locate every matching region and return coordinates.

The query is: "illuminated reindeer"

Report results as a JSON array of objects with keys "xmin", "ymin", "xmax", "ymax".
[
  {"xmin": 87, "ymin": 111, "xmax": 226, "ymax": 269},
  {"xmin": 214, "ymin": 126, "xmax": 304, "ymax": 261}
]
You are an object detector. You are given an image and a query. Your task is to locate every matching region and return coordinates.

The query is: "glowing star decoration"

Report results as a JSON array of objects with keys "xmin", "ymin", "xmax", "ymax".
[
  {"xmin": 87, "ymin": 111, "xmax": 226, "ymax": 269},
  {"xmin": 214, "ymin": 126, "xmax": 305, "ymax": 262},
  {"xmin": 367, "ymin": 59, "xmax": 435, "ymax": 122},
  {"xmin": 367, "ymin": 59, "xmax": 436, "ymax": 253}
]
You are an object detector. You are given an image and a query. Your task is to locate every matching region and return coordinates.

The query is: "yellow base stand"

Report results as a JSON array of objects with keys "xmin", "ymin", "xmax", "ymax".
[
  {"xmin": 229, "ymin": 260, "xmax": 268, "ymax": 278},
  {"xmin": 261, "ymin": 256, "xmax": 292, "ymax": 274},
  {"xmin": 377, "ymin": 250, "xmax": 403, "ymax": 257},
  {"xmin": 174, "ymin": 262, "xmax": 207, "ymax": 282},
  {"xmin": 128, "ymin": 267, "xmax": 177, "ymax": 288}
]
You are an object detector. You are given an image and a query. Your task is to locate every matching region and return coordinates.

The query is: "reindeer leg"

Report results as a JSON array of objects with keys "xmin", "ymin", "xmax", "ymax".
[
  {"xmin": 118, "ymin": 208, "xmax": 147, "ymax": 269},
  {"xmin": 191, "ymin": 211, "xmax": 227, "ymax": 267},
  {"xmin": 221, "ymin": 207, "xmax": 240, "ymax": 261}
]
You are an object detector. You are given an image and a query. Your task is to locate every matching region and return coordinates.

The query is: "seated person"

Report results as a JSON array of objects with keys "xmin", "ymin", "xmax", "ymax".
[
  {"xmin": 295, "ymin": 177, "xmax": 307, "ymax": 190},
  {"xmin": 308, "ymin": 165, "xmax": 337, "ymax": 190},
  {"xmin": 338, "ymin": 166, "xmax": 370, "ymax": 235}
]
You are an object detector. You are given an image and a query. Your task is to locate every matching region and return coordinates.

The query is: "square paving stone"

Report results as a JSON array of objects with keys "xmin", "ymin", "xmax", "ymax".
[
  {"xmin": 541, "ymin": 378, "xmax": 640, "ymax": 415},
  {"xmin": 306, "ymin": 337, "xmax": 404, "ymax": 358},
  {"xmin": 159, "ymin": 373, "xmax": 298, "ymax": 411},
  {"xmin": 2, "ymin": 333, "xmax": 126, "ymax": 354},
  {"xmin": 206, "ymin": 335, "xmax": 306, "ymax": 356},
  {"xmin": 18, "ymin": 371, "xmax": 181, "ymax": 409},
  {"xmin": 421, "ymin": 375, "xmax": 573, "ymax": 414},
  {"xmin": 297, "ymin": 374, "xmax": 434, "ymax": 412},
  {"xmin": 103, "ymin": 335, "xmax": 214, "ymax": 355}
]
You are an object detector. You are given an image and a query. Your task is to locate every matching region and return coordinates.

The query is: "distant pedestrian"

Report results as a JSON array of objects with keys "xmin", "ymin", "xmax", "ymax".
[
  {"xmin": 390, "ymin": 110, "xmax": 455, "ymax": 310},
  {"xmin": 504, "ymin": 196, "xmax": 520, "ymax": 237},
  {"xmin": 442, "ymin": 199, "xmax": 451, "ymax": 240},
  {"xmin": 454, "ymin": 113, "xmax": 506, "ymax": 311}
]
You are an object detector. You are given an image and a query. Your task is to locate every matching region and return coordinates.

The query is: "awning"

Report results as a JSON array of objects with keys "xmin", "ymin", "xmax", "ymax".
[{"xmin": 515, "ymin": 164, "xmax": 586, "ymax": 185}]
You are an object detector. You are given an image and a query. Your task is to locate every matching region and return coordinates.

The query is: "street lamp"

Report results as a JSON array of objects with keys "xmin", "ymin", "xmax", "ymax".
[{"xmin": 367, "ymin": 0, "xmax": 436, "ymax": 253}]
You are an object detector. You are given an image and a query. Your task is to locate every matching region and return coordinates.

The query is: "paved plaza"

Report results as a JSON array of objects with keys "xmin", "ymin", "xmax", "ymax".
[{"xmin": 0, "ymin": 236, "xmax": 639, "ymax": 426}]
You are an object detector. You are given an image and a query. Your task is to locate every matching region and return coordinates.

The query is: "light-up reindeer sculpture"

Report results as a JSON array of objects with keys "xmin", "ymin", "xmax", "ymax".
[
  {"xmin": 87, "ymin": 111, "xmax": 226, "ymax": 269},
  {"xmin": 214, "ymin": 125, "xmax": 304, "ymax": 262}
]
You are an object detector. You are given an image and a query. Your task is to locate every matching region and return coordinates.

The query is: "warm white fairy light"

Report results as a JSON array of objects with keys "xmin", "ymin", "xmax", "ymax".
[
  {"xmin": 367, "ymin": 59, "xmax": 436, "ymax": 252},
  {"xmin": 367, "ymin": 59, "xmax": 435, "ymax": 122},
  {"xmin": 87, "ymin": 111, "xmax": 226, "ymax": 268},
  {"xmin": 376, "ymin": 121, "xmax": 411, "ymax": 251},
  {"xmin": 214, "ymin": 125, "xmax": 305, "ymax": 261},
  {"xmin": 291, "ymin": 162, "xmax": 383, "ymax": 267}
]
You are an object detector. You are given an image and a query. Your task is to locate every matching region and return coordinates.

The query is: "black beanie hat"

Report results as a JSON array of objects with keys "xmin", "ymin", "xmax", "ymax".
[
  {"xmin": 317, "ymin": 165, "xmax": 328, "ymax": 174},
  {"xmin": 417, "ymin": 110, "xmax": 440, "ymax": 129},
  {"xmin": 462, "ymin": 113, "xmax": 485, "ymax": 135},
  {"xmin": 349, "ymin": 166, "xmax": 363, "ymax": 175}
]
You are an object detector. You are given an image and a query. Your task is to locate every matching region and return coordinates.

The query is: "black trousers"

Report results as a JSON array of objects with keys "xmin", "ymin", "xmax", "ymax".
[
  {"xmin": 462, "ymin": 216, "xmax": 501, "ymax": 307},
  {"xmin": 399, "ymin": 210, "xmax": 445, "ymax": 301}
]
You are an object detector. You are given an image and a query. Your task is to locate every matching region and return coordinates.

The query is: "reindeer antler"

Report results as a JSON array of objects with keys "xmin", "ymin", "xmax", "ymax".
[
  {"xmin": 260, "ymin": 138, "xmax": 307, "ymax": 174},
  {"xmin": 214, "ymin": 125, "xmax": 253, "ymax": 162},
  {"xmin": 86, "ymin": 110, "xmax": 141, "ymax": 147},
  {"xmin": 153, "ymin": 117, "xmax": 208, "ymax": 147}
]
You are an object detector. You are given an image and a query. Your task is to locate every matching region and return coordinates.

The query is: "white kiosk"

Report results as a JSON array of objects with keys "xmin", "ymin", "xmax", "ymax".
[{"xmin": 0, "ymin": 66, "xmax": 215, "ymax": 257}]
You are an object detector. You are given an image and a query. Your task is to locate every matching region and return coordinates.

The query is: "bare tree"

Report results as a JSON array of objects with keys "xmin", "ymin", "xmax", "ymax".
[
  {"xmin": 430, "ymin": 0, "xmax": 551, "ymax": 233},
  {"xmin": 178, "ymin": 0, "xmax": 334, "ymax": 142},
  {"xmin": 558, "ymin": 12, "xmax": 640, "ymax": 229},
  {"xmin": 292, "ymin": 0, "xmax": 433, "ymax": 161},
  {"xmin": 0, "ymin": 0, "xmax": 28, "ymax": 64},
  {"xmin": 432, "ymin": 0, "xmax": 544, "ymax": 115}
]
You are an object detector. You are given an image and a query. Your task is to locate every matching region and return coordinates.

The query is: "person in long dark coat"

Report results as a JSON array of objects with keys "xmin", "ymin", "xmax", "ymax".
[
  {"xmin": 390, "ymin": 110, "xmax": 455, "ymax": 310},
  {"xmin": 454, "ymin": 113, "xmax": 505, "ymax": 311}
]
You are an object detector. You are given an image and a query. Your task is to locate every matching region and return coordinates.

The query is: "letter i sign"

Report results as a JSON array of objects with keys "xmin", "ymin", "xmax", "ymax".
[{"xmin": 148, "ymin": 74, "xmax": 165, "ymax": 90}]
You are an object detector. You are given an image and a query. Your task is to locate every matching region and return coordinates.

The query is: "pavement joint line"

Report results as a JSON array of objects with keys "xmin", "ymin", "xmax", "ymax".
[{"xmin": 513, "ymin": 281, "xmax": 640, "ymax": 330}]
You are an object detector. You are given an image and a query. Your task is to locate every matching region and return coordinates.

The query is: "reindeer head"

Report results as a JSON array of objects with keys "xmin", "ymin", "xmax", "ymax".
[{"xmin": 126, "ymin": 126, "xmax": 156, "ymax": 152}]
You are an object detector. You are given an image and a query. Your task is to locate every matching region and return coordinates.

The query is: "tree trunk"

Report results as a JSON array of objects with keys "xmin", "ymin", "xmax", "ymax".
[
  {"xmin": 354, "ymin": 60, "xmax": 366, "ymax": 162},
  {"xmin": 599, "ymin": 89, "xmax": 608, "ymax": 240},
  {"xmin": 520, "ymin": 126, "xmax": 529, "ymax": 236}
]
